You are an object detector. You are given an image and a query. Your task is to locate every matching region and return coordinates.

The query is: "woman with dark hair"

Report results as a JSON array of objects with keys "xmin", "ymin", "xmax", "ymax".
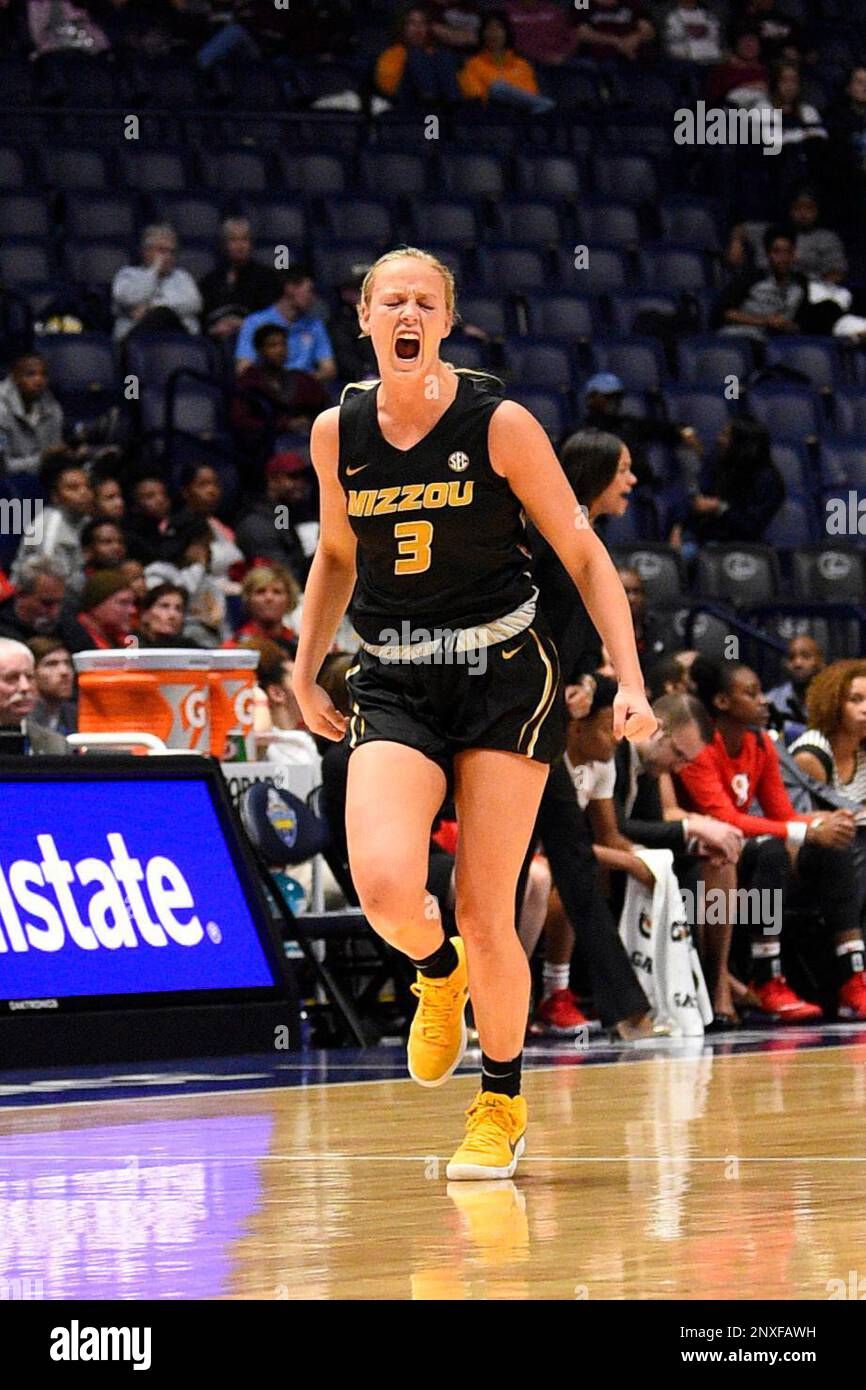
[
  {"xmin": 671, "ymin": 418, "xmax": 784, "ymax": 548},
  {"xmin": 459, "ymin": 11, "xmax": 554, "ymax": 113},
  {"xmin": 136, "ymin": 582, "xmax": 191, "ymax": 649},
  {"xmin": 179, "ymin": 461, "xmax": 244, "ymax": 591}
]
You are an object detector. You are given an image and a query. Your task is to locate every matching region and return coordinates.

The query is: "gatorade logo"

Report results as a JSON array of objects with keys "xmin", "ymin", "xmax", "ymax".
[{"xmin": 0, "ymin": 833, "xmax": 206, "ymax": 954}]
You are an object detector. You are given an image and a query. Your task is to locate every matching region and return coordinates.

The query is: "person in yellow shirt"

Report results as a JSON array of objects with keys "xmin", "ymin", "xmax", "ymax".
[
  {"xmin": 375, "ymin": 5, "xmax": 460, "ymax": 105},
  {"xmin": 459, "ymin": 12, "xmax": 555, "ymax": 112}
]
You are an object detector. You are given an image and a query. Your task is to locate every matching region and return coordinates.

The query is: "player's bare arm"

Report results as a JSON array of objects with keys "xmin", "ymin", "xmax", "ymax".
[{"xmin": 489, "ymin": 399, "xmax": 656, "ymax": 743}]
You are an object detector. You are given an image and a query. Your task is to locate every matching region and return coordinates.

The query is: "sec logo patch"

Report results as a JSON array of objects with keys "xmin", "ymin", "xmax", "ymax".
[{"xmin": 448, "ymin": 451, "xmax": 470, "ymax": 472}]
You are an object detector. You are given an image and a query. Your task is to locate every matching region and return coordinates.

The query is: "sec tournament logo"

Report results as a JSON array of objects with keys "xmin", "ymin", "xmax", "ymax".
[{"xmin": 448, "ymin": 451, "xmax": 470, "ymax": 472}]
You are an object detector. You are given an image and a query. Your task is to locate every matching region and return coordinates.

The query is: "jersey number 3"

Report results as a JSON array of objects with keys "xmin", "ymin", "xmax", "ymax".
[{"xmin": 394, "ymin": 520, "xmax": 433, "ymax": 575}]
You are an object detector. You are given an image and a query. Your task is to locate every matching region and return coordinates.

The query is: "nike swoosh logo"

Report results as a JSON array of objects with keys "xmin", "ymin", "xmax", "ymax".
[
  {"xmin": 502, "ymin": 644, "xmax": 525, "ymax": 660},
  {"xmin": 346, "ymin": 464, "xmax": 369, "ymax": 476}
]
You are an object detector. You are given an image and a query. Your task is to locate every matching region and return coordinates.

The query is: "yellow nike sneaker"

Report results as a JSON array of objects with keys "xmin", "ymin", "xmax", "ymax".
[
  {"xmin": 407, "ymin": 936, "xmax": 469, "ymax": 1087},
  {"xmin": 445, "ymin": 1091, "xmax": 527, "ymax": 1181}
]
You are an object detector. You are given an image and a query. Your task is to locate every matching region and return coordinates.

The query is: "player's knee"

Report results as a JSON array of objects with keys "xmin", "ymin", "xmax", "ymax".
[{"xmin": 354, "ymin": 862, "xmax": 425, "ymax": 924}]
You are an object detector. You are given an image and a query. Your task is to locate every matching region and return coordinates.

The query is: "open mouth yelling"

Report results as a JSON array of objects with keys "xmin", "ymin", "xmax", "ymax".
[{"xmin": 394, "ymin": 331, "xmax": 421, "ymax": 363}]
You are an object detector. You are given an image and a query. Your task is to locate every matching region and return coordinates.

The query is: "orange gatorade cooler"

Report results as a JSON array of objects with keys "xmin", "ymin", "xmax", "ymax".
[
  {"xmin": 207, "ymin": 649, "xmax": 260, "ymax": 760},
  {"xmin": 73, "ymin": 649, "xmax": 214, "ymax": 750}
]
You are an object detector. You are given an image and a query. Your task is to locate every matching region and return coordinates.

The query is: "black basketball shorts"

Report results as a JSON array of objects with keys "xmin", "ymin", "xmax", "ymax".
[{"xmin": 344, "ymin": 620, "xmax": 567, "ymax": 780}]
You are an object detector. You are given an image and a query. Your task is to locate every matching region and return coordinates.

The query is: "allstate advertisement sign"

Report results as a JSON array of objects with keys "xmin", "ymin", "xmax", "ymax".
[{"xmin": 0, "ymin": 777, "xmax": 277, "ymax": 1001}]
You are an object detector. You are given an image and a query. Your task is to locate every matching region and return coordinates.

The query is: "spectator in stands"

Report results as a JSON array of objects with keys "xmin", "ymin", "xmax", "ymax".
[
  {"xmin": 63, "ymin": 570, "xmax": 137, "ymax": 653},
  {"xmin": 82, "ymin": 517, "xmax": 126, "ymax": 575},
  {"xmin": 27, "ymin": 0, "xmax": 109, "ymax": 56},
  {"xmin": 11, "ymin": 458, "xmax": 93, "ymax": 597},
  {"xmin": 828, "ymin": 65, "xmax": 866, "ymax": 179},
  {"xmin": 669, "ymin": 418, "xmax": 784, "ymax": 547},
  {"xmin": 123, "ymin": 472, "xmax": 174, "ymax": 565},
  {"xmin": 235, "ymin": 269, "xmax": 336, "ymax": 382},
  {"xmin": 742, "ymin": 0, "xmax": 803, "ymax": 64},
  {"xmin": 766, "ymin": 634, "xmax": 825, "ymax": 737},
  {"xmin": 704, "ymin": 25, "xmax": 768, "ymax": 107},
  {"xmin": 0, "ymin": 558, "xmax": 65, "ymax": 642},
  {"xmin": 235, "ymin": 451, "xmax": 318, "ymax": 585},
  {"xmin": 574, "ymin": 0, "xmax": 655, "ymax": 64},
  {"xmin": 791, "ymin": 662, "xmax": 866, "ymax": 808},
  {"xmin": 231, "ymin": 325, "xmax": 330, "ymax": 462},
  {"xmin": 119, "ymin": 558, "xmax": 147, "ymax": 605},
  {"xmin": 719, "ymin": 226, "xmax": 807, "ymax": 339},
  {"xmin": 112, "ymin": 224, "xmax": 203, "ymax": 342},
  {"xmin": 647, "ymin": 650, "xmax": 698, "ymax": 699},
  {"xmin": 136, "ymin": 582, "xmax": 190, "ymax": 649},
  {"xmin": 618, "ymin": 692, "xmax": 745, "ymax": 1024},
  {"xmin": 252, "ymin": 639, "xmax": 320, "ymax": 770},
  {"xmin": 726, "ymin": 189, "xmax": 847, "ymax": 283},
  {"xmin": 581, "ymin": 373, "xmax": 701, "ymax": 485},
  {"xmin": 374, "ymin": 6, "xmax": 461, "ymax": 106},
  {"xmin": 145, "ymin": 514, "xmax": 226, "ymax": 648},
  {"xmin": 328, "ymin": 262, "xmax": 378, "ymax": 385},
  {"xmin": 0, "ymin": 637, "xmax": 70, "ymax": 754},
  {"xmin": 235, "ymin": 565, "xmax": 300, "ymax": 653},
  {"xmin": 504, "ymin": 0, "xmax": 579, "ymax": 66},
  {"xmin": 756, "ymin": 61, "xmax": 827, "ymax": 148},
  {"xmin": 677, "ymin": 656, "xmax": 866, "ymax": 1020},
  {"xmin": 91, "ymin": 474, "xmax": 125, "ymax": 522},
  {"xmin": 617, "ymin": 566, "xmax": 675, "ymax": 664},
  {"xmin": 662, "ymin": 0, "xmax": 721, "ymax": 65},
  {"xmin": 179, "ymin": 462, "xmax": 244, "ymax": 591},
  {"xmin": 27, "ymin": 635, "xmax": 77, "ymax": 734},
  {"xmin": 459, "ymin": 12, "xmax": 555, "ymax": 113},
  {"xmin": 199, "ymin": 217, "xmax": 283, "ymax": 342},
  {"xmin": 0, "ymin": 352, "xmax": 68, "ymax": 481}
]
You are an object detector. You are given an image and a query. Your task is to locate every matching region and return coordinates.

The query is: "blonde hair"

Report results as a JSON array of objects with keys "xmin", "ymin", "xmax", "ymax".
[
  {"xmin": 358, "ymin": 246, "xmax": 458, "ymax": 336},
  {"xmin": 241, "ymin": 564, "xmax": 301, "ymax": 608}
]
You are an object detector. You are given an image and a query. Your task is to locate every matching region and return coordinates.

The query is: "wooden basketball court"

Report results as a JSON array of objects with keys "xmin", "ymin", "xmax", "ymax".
[{"xmin": 1, "ymin": 1031, "xmax": 864, "ymax": 1301}]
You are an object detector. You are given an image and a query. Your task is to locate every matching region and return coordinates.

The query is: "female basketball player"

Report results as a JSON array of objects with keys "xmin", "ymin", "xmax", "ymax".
[{"xmin": 293, "ymin": 248, "xmax": 656, "ymax": 1180}]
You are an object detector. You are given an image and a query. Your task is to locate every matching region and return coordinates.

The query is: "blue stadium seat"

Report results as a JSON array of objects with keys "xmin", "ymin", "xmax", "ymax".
[
  {"xmin": 697, "ymin": 544, "xmax": 780, "ymax": 605},
  {"xmin": 563, "ymin": 246, "xmax": 629, "ymax": 295},
  {"xmin": 580, "ymin": 200, "xmax": 640, "ymax": 248},
  {"xmin": 442, "ymin": 337, "xmax": 487, "ymax": 371},
  {"xmin": 608, "ymin": 543, "xmax": 686, "ymax": 601},
  {"xmin": 450, "ymin": 118, "xmax": 518, "ymax": 154},
  {"xmin": 747, "ymin": 387, "xmax": 821, "ymax": 442},
  {"xmin": 639, "ymin": 245, "xmax": 710, "ymax": 293},
  {"xmin": 818, "ymin": 439, "xmax": 866, "ymax": 489},
  {"xmin": 280, "ymin": 154, "xmax": 348, "ymax": 196},
  {"xmin": 64, "ymin": 195, "xmax": 139, "ymax": 242},
  {"xmin": 661, "ymin": 386, "xmax": 732, "ymax": 450},
  {"xmin": 200, "ymin": 150, "xmax": 271, "ymax": 196},
  {"xmin": 677, "ymin": 335, "xmax": 755, "ymax": 387},
  {"xmin": 245, "ymin": 199, "xmax": 309, "ymax": 247},
  {"xmin": 514, "ymin": 155, "xmax": 582, "ymax": 200},
  {"xmin": 771, "ymin": 443, "xmax": 809, "ymax": 491},
  {"xmin": 120, "ymin": 150, "xmax": 190, "ymax": 194},
  {"xmin": 791, "ymin": 544, "xmax": 866, "ymax": 602},
  {"xmin": 0, "ymin": 241, "xmax": 54, "ymax": 286},
  {"xmin": 458, "ymin": 295, "xmax": 510, "ymax": 338},
  {"xmin": 593, "ymin": 154, "xmax": 658, "ymax": 206},
  {"xmin": 40, "ymin": 148, "xmax": 108, "ymax": 191},
  {"xmin": 504, "ymin": 339, "xmax": 574, "ymax": 391},
  {"xmin": 133, "ymin": 60, "xmax": 203, "ymax": 109},
  {"xmin": 658, "ymin": 199, "xmax": 721, "ymax": 252},
  {"xmin": 359, "ymin": 150, "xmax": 431, "ymax": 196},
  {"xmin": 38, "ymin": 333, "xmax": 116, "ymax": 395},
  {"xmin": 323, "ymin": 196, "xmax": 394, "ymax": 244},
  {"xmin": 507, "ymin": 388, "xmax": 569, "ymax": 438},
  {"xmin": 525, "ymin": 293, "xmax": 596, "ymax": 341},
  {"xmin": 152, "ymin": 196, "xmax": 224, "ymax": 244},
  {"xmin": 181, "ymin": 246, "xmax": 217, "ymax": 282},
  {"xmin": 141, "ymin": 385, "xmax": 224, "ymax": 439},
  {"xmin": 410, "ymin": 198, "xmax": 479, "ymax": 247},
  {"xmin": 833, "ymin": 389, "xmax": 866, "ymax": 437},
  {"xmin": 592, "ymin": 338, "xmax": 667, "ymax": 391},
  {"xmin": 765, "ymin": 338, "xmax": 844, "ymax": 392},
  {"xmin": 480, "ymin": 247, "xmax": 547, "ymax": 291},
  {"xmin": 126, "ymin": 335, "xmax": 220, "ymax": 390},
  {"xmin": 495, "ymin": 199, "xmax": 562, "ymax": 245},
  {"xmin": 439, "ymin": 153, "xmax": 506, "ymax": 199},
  {"xmin": 64, "ymin": 242, "xmax": 129, "ymax": 290},
  {"xmin": 764, "ymin": 495, "xmax": 818, "ymax": 546},
  {"xmin": 0, "ymin": 195, "xmax": 50, "ymax": 240},
  {"xmin": 607, "ymin": 70, "xmax": 677, "ymax": 113},
  {"xmin": 608, "ymin": 292, "xmax": 678, "ymax": 336},
  {"xmin": 315, "ymin": 243, "xmax": 401, "ymax": 290},
  {"xmin": 0, "ymin": 146, "xmax": 28, "ymax": 190}
]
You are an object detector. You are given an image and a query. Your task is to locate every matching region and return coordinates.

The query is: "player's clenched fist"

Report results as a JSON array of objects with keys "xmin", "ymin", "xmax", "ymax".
[
  {"xmin": 613, "ymin": 683, "xmax": 657, "ymax": 743},
  {"xmin": 293, "ymin": 681, "xmax": 348, "ymax": 742}
]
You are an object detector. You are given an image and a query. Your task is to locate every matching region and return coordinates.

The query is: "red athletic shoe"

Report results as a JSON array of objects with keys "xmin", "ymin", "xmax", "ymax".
[
  {"xmin": 838, "ymin": 972, "xmax": 866, "ymax": 1020},
  {"xmin": 749, "ymin": 977, "xmax": 822, "ymax": 1023},
  {"xmin": 533, "ymin": 989, "xmax": 589, "ymax": 1036}
]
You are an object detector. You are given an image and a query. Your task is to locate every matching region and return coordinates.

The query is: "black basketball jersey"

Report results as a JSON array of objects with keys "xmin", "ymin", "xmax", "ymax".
[{"xmin": 337, "ymin": 372, "xmax": 535, "ymax": 643}]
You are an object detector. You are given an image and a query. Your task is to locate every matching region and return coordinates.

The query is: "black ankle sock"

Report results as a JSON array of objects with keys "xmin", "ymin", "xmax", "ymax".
[
  {"xmin": 751, "ymin": 949, "xmax": 781, "ymax": 986},
  {"xmin": 411, "ymin": 935, "xmax": 458, "ymax": 979},
  {"xmin": 481, "ymin": 1051, "xmax": 522, "ymax": 1099}
]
